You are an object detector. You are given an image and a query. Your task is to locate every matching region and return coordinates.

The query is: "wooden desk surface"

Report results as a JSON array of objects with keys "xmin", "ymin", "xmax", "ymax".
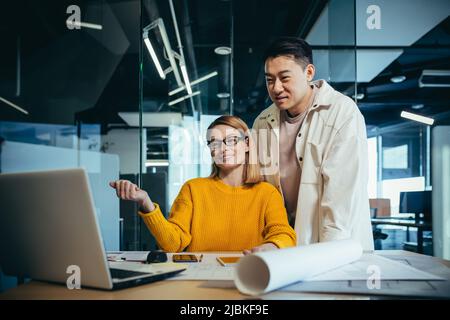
[{"xmin": 1, "ymin": 250, "xmax": 449, "ymax": 300}]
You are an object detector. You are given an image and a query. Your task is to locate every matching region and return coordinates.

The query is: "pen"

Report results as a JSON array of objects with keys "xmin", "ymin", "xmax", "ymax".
[{"xmin": 198, "ymin": 254, "xmax": 203, "ymax": 262}]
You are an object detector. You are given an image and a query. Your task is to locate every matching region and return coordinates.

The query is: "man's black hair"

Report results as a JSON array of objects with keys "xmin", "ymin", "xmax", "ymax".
[{"xmin": 263, "ymin": 37, "xmax": 313, "ymax": 69}]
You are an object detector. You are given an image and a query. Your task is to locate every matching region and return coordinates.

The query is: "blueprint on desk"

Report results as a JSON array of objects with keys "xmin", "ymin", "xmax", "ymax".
[{"xmin": 280, "ymin": 253, "xmax": 450, "ymax": 298}]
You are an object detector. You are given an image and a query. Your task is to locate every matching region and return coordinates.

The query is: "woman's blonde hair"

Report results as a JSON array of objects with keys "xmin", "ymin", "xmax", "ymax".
[{"xmin": 207, "ymin": 115, "xmax": 261, "ymax": 185}]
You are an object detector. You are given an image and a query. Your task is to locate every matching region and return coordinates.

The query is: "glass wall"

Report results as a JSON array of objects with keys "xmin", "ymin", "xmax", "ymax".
[
  {"xmin": 367, "ymin": 124, "xmax": 430, "ymax": 213},
  {"xmin": 307, "ymin": 0, "xmax": 450, "ymax": 254},
  {"xmin": 352, "ymin": 0, "xmax": 450, "ymax": 255},
  {"xmin": 1, "ymin": 0, "xmax": 449, "ymax": 292},
  {"xmin": 0, "ymin": 0, "xmax": 143, "ymax": 290}
]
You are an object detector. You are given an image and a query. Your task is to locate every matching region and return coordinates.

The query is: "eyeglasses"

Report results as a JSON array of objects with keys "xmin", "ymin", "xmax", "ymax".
[{"xmin": 207, "ymin": 135, "xmax": 245, "ymax": 149}]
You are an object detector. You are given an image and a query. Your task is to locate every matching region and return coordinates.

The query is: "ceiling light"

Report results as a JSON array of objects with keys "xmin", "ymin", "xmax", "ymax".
[
  {"xmin": 351, "ymin": 93, "xmax": 365, "ymax": 100},
  {"xmin": 145, "ymin": 160, "xmax": 169, "ymax": 167},
  {"xmin": 143, "ymin": 36, "xmax": 165, "ymax": 80},
  {"xmin": 401, "ymin": 111, "xmax": 434, "ymax": 126},
  {"xmin": 214, "ymin": 46, "xmax": 232, "ymax": 55},
  {"xmin": 143, "ymin": 19, "xmax": 183, "ymax": 86},
  {"xmin": 168, "ymin": 91, "xmax": 201, "ymax": 106},
  {"xmin": 179, "ymin": 61, "xmax": 192, "ymax": 95},
  {"xmin": 0, "ymin": 96, "xmax": 29, "ymax": 115},
  {"xmin": 390, "ymin": 75, "xmax": 406, "ymax": 83},
  {"xmin": 419, "ymin": 69, "xmax": 450, "ymax": 88},
  {"xmin": 217, "ymin": 92, "xmax": 231, "ymax": 99},
  {"xmin": 118, "ymin": 112, "xmax": 182, "ymax": 127},
  {"xmin": 169, "ymin": 71, "xmax": 218, "ymax": 96},
  {"xmin": 66, "ymin": 20, "xmax": 103, "ymax": 30}
]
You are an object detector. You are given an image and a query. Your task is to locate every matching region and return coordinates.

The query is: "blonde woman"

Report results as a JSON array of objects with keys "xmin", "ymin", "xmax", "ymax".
[{"xmin": 110, "ymin": 115, "xmax": 296, "ymax": 253}]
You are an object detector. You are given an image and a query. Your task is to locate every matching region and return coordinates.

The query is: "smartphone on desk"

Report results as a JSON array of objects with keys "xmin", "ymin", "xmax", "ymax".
[
  {"xmin": 172, "ymin": 254, "xmax": 201, "ymax": 263},
  {"xmin": 217, "ymin": 256, "xmax": 241, "ymax": 266}
]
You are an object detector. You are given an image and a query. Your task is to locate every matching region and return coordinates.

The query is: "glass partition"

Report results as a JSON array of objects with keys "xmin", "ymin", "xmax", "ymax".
[{"xmin": 2, "ymin": 0, "xmax": 449, "ymax": 292}]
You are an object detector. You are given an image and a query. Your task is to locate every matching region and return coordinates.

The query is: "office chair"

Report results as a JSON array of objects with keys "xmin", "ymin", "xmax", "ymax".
[{"xmin": 371, "ymin": 208, "xmax": 389, "ymax": 249}]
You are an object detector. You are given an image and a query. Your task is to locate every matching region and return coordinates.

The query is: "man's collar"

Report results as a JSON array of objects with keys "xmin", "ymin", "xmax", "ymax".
[
  {"xmin": 261, "ymin": 79, "xmax": 335, "ymax": 127},
  {"xmin": 310, "ymin": 79, "xmax": 333, "ymax": 109}
]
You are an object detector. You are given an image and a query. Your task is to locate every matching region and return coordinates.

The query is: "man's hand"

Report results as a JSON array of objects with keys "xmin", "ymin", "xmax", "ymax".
[
  {"xmin": 109, "ymin": 180, "xmax": 155, "ymax": 213},
  {"xmin": 243, "ymin": 243, "xmax": 278, "ymax": 255}
]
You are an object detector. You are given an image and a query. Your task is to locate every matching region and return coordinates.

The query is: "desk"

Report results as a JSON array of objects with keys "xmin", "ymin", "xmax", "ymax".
[
  {"xmin": 1, "ymin": 250, "xmax": 449, "ymax": 300},
  {"xmin": 371, "ymin": 218, "xmax": 432, "ymax": 254}
]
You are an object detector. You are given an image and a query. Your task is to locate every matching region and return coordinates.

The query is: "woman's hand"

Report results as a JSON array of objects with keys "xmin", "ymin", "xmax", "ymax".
[
  {"xmin": 243, "ymin": 243, "xmax": 278, "ymax": 255},
  {"xmin": 109, "ymin": 180, "xmax": 155, "ymax": 213}
]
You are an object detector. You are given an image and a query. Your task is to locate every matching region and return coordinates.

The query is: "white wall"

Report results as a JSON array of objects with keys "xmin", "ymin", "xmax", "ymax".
[{"xmin": 101, "ymin": 128, "xmax": 146, "ymax": 174}]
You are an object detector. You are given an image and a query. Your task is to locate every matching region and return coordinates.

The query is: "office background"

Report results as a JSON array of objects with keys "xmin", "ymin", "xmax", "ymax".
[{"xmin": 1, "ymin": 0, "xmax": 449, "ymax": 292}]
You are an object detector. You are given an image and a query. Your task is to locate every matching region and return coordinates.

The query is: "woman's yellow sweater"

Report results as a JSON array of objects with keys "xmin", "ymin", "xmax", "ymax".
[{"xmin": 138, "ymin": 177, "xmax": 296, "ymax": 252}]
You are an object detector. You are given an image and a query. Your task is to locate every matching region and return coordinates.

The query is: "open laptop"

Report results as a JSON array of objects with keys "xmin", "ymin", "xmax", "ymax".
[{"xmin": 0, "ymin": 168, "xmax": 185, "ymax": 290}]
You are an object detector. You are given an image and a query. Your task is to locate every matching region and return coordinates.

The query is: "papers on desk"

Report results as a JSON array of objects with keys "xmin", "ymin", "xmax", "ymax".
[
  {"xmin": 308, "ymin": 254, "xmax": 443, "ymax": 281},
  {"xmin": 106, "ymin": 247, "xmax": 449, "ymax": 298},
  {"xmin": 168, "ymin": 263, "xmax": 236, "ymax": 281},
  {"xmin": 107, "ymin": 251, "xmax": 149, "ymax": 262},
  {"xmin": 108, "ymin": 261, "xmax": 187, "ymax": 274},
  {"xmin": 233, "ymin": 240, "xmax": 444, "ymax": 296},
  {"xmin": 282, "ymin": 277, "xmax": 450, "ymax": 299},
  {"xmin": 166, "ymin": 253, "xmax": 242, "ymax": 281},
  {"xmin": 106, "ymin": 252, "xmax": 240, "ymax": 280},
  {"xmin": 281, "ymin": 253, "xmax": 450, "ymax": 299}
]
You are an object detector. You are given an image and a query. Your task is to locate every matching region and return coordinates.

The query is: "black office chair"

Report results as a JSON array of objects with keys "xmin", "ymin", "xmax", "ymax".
[
  {"xmin": 371, "ymin": 208, "xmax": 389, "ymax": 249},
  {"xmin": 373, "ymin": 229, "xmax": 388, "ymax": 241}
]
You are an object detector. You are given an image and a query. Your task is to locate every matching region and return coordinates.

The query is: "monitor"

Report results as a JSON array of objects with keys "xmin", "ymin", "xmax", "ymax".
[{"xmin": 399, "ymin": 190, "xmax": 432, "ymax": 221}]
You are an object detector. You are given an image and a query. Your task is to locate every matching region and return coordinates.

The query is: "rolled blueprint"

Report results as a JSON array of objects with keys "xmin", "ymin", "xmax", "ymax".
[{"xmin": 234, "ymin": 239, "xmax": 363, "ymax": 296}]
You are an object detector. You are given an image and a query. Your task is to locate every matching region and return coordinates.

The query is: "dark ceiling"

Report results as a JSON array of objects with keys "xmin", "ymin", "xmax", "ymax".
[{"xmin": 0, "ymin": 0, "xmax": 449, "ymax": 134}]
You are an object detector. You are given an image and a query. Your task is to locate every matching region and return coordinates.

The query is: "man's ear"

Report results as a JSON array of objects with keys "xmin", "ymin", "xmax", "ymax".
[{"xmin": 306, "ymin": 64, "xmax": 315, "ymax": 82}]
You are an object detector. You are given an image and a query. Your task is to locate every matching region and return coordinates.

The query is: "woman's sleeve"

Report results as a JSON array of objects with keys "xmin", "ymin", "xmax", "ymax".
[
  {"xmin": 262, "ymin": 189, "xmax": 297, "ymax": 248},
  {"xmin": 138, "ymin": 183, "xmax": 193, "ymax": 252}
]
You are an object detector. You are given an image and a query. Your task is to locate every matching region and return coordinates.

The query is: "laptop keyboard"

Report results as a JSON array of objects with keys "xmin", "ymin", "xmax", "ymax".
[{"xmin": 110, "ymin": 268, "xmax": 151, "ymax": 279}]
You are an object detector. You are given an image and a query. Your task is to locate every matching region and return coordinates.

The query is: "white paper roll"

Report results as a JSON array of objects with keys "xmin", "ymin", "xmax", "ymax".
[{"xmin": 234, "ymin": 239, "xmax": 363, "ymax": 296}]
